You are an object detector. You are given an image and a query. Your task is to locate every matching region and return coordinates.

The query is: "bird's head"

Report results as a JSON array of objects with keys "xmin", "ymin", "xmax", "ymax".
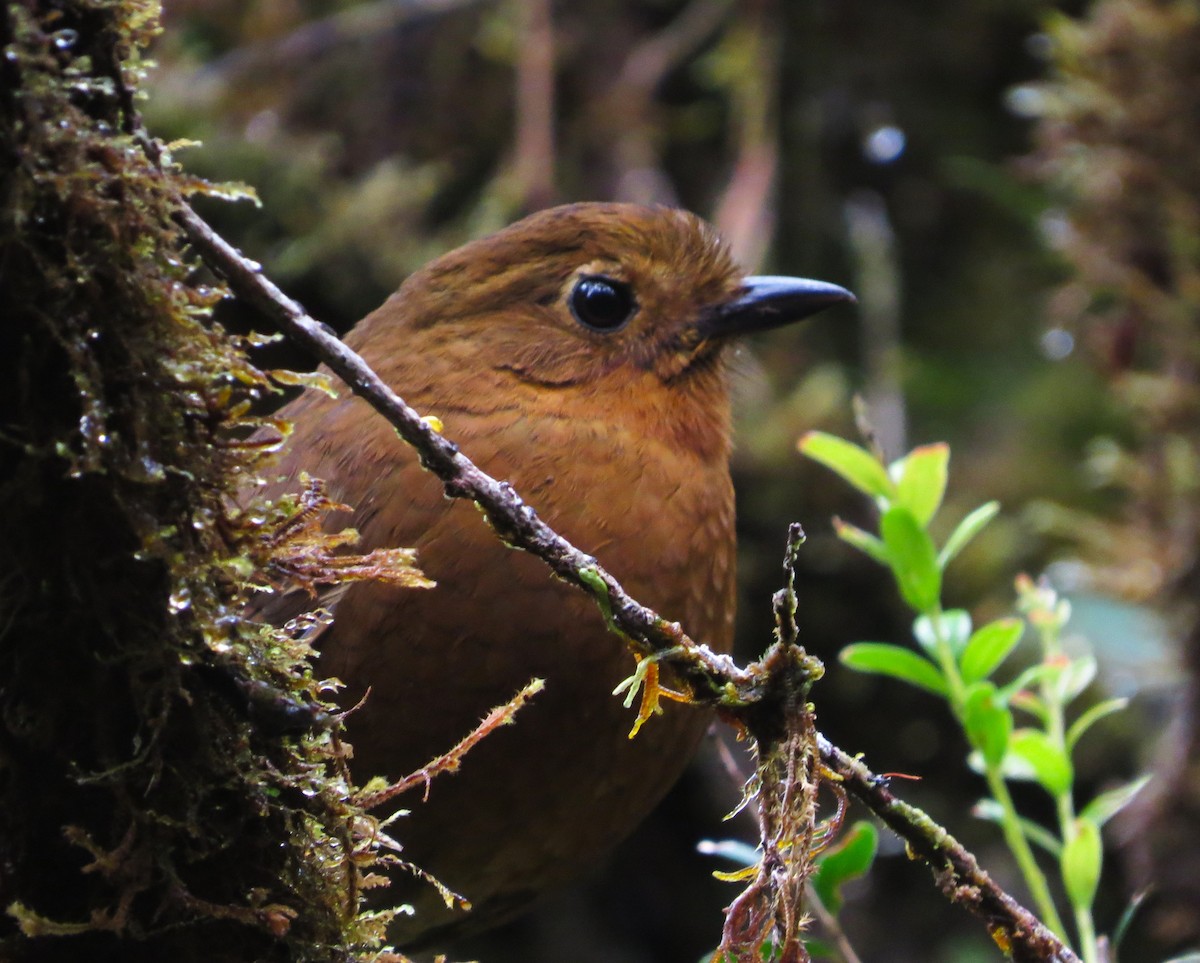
[{"xmin": 354, "ymin": 203, "xmax": 852, "ymax": 457}]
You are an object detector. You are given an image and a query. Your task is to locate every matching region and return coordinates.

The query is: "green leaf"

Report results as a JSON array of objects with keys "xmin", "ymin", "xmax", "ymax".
[
  {"xmin": 1009, "ymin": 689, "xmax": 1050, "ymax": 726},
  {"xmin": 963, "ymin": 683, "xmax": 1013, "ymax": 767},
  {"xmin": 832, "ymin": 517, "xmax": 890, "ymax": 566},
  {"xmin": 973, "ymin": 798, "xmax": 1062, "ymax": 856},
  {"xmin": 840, "ymin": 643, "xmax": 948, "ymax": 695},
  {"xmin": 880, "ymin": 506, "xmax": 942, "ymax": 613},
  {"xmin": 1066, "ymin": 697, "xmax": 1129, "ymax": 751},
  {"xmin": 943, "ymin": 609, "xmax": 972, "ymax": 656},
  {"xmin": 999, "ymin": 663, "xmax": 1053, "ymax": 707},
  {"xmin": 812, "ymin": 821, "xmax": 879, "ymax": 913},
  {"xmin": 1008, "ymin": 728, "xmax": 1073, "ymax": 796},
  {"xmin": 993, "ymin": 745, "xmax": 1037, "ymax": 781},
  {"xmin": 912, "ymin": 614, "xmax": 937, "ymax": 655},
  {"xmin": 892, "ymin": 443, "xmax": 949, "ymax": 526},
  {"xmin": 937, "ymin": 500, "xmax": 1000, "ymax": 569},
  {"xmin": 1080, "ymin": 775, "xmax": 1151, "ymax": 827},
  {"xmin": 1062, "ymin": 817, "xmax": 1103, "ymax": 911},
  {"xmin": 913, "ymin": 610, "xmax": 972, "ymax": 659},
  {"xmin": 1055, "ymin": 655, "xmax": 1097, "ymax": 703},
  {"xmin": 799, "ymin": 432, "xmax": 896, "ymax": 500},
  {"xmin": 960, "ymin": 618, "xmax": 1024, "ymax": 683}
]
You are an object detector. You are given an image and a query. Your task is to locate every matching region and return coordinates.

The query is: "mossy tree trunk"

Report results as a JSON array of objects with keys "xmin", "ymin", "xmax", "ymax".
[{"xmin": 0, "ymin": 3, "xmax": 374, "ymax": 960}]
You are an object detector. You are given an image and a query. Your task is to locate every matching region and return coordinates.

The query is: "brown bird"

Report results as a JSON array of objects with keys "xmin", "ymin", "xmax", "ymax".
[{"xmin": 252, "ymin": 202, "xmax": 852, "ymax": 946}]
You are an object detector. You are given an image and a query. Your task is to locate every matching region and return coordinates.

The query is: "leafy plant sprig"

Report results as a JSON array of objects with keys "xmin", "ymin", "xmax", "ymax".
[{"xmin": 799, "ymin": 431, "xmax": 1149, "ymax": 963}]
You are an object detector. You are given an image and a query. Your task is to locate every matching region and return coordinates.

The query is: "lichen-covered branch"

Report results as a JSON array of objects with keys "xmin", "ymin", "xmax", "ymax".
[{"xmin": 818, "ymin": 737, "xmax": 1080, "ymax": 963}]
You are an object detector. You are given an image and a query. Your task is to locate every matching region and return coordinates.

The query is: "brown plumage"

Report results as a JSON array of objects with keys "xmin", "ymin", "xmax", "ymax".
[{"xmin": 251, "ymin": 202, "xmax": 852, "ymax": 945}]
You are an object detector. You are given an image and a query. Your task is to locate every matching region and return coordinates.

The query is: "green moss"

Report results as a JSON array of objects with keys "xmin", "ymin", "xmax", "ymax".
[{"xmin": 0, "ymin": 2, "xmax": 388, "ymax": 959}]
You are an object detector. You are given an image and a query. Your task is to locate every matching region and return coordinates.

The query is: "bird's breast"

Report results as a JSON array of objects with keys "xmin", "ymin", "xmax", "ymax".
[{"xmin": 261, "ymin": 384, "xmax": 738, "ymax": 940}]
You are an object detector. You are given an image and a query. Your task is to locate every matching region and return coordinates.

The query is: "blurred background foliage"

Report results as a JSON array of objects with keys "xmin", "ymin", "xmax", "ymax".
[{"xmin": 144, "ymin": 0, "xmax": 1198, "ymax": 959}]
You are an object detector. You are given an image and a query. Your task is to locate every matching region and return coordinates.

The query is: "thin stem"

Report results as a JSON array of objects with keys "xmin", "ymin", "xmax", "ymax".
[
  {"xmin": 805, "ymin": 885, "xmax": 865, "ymax": 963},
  {"xmin": 927, "ymin": 606, "xmax": 1070, "ymax": 940},
  {"xmin": 1037, "ymin": 616, "xmax": 1100, "ymax": 963},
  {"xmin": 1074, "ymin": 907, "xmax": 1099, "ymax": 963},
  {"xmin": 927, "ymin": 605, "xmax": 967, "ymax": 712},
  {"xmin": 985, "ymin": 766, "xmax": 1070, "ymax": 939}
]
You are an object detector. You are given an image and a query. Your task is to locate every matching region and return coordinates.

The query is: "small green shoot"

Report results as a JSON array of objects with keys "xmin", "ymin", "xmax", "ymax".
[{"xmin": 799, "ymin": 429, "xmax": 1152, "ymax": 963}]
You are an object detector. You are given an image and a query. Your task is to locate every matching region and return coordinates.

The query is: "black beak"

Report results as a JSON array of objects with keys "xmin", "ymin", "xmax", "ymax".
[{"xmin": 701, "ymin": 275, "xmax": 855, "ymax": 338}]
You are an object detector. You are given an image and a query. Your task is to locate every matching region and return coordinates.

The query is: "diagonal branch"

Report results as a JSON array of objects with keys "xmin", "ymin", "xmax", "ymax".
[
  {"xmin": 819, "ymin": 736, "xmax": 1079, "ymax": 963},
  {"xmin": 174, "ymin": 200, "xmax": 1080, "ymax": 963}
]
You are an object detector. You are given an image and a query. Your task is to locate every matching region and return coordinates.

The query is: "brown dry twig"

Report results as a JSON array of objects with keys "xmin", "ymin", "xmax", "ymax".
[
  {"xmin": 354, "ymin": 678, "xmax": 546, "ymax": 811},
  {"xmin": 716, "ymin": 526, "xmax": 825, "ymax": 962}
]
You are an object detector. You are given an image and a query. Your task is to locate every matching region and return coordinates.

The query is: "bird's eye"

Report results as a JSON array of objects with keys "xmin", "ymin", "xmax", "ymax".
[{"xmin": 569, "ymin": 275, "xmax": 636, "ymax": 332}]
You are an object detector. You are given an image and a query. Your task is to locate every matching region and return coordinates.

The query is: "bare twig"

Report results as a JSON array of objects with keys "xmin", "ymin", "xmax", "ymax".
[
  {"xmin": 354, "ymin": 678, "xmax": 545, "ymax": 810},
  {"xmin": 201, "ymin": 0, "xmax": 487, "ymax": 87},
  {"xmin": 718, "ymin": 526, "xmax": 824, "ymax": 962},
  {"xmin": 513, "ymin": 0, "xmax": 557, "ymax": 211},
  {"xmin": 712, "ymin": 0, "xmax": 781, "ymax": 271},
  {"xmin": 614, "ymin": 0, "xmax": 733, "ymax": 93},
  {"xmin": 805, "ymin": 887, "xmax": 865, "ymax": 963}
]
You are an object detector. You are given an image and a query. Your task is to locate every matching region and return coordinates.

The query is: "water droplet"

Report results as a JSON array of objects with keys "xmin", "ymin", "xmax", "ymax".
[
  {"xmin": 863, "ymin": 125, "xmax": 906, "ymax": 165},
  {"xmin": 1039, "ymin": 327, "xmax": 1075, "ymax": 361},
  {"xmin": 1024, "ymin": 32, "xmax": 1054, "ymax": 61},
  {"xmin": 168, "ymin": 586, "xmax": 192, "ymax": 614},
  {"xmin": 52, "ymin": 29, "xmax": 79, "ymax": 51},
  {"xmin": 137, "ymin": 455, "xmax": 166, "ymax": 481},
  {"xmin": 1005, "ymin": 84, "xmax": 1045, "ymax": 119},
  {"xmin": 214, "ymin": 613, "xmax": 241, "ymax": 633},
  {"xmin": 1038, "ymin": 209, "xmax": 1073, "ymax": 249}
]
